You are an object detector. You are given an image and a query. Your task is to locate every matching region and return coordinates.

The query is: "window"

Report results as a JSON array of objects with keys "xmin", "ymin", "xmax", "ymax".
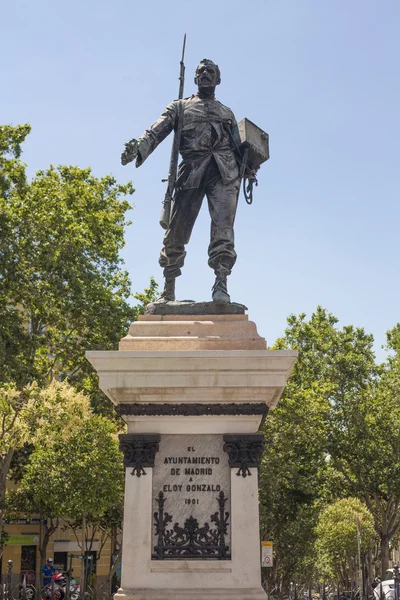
[
  {"xmin": 53, "ymin": 553, "xmax": 67, "ymax": 573},
  {"xmin": 20, "ymin": 546, "xmax": 36, "ymax": 584}
]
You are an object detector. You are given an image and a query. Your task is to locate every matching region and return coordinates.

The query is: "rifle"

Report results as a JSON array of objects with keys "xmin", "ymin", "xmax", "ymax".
[{"xmin": 159, "ymin": 34, "xmax": 186, "ymax": 230}]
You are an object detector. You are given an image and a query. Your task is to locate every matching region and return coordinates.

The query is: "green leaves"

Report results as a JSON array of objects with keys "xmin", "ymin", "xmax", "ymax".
[
  {"xmin": 0, "ymin": 380, "xmax": 91, "ymax": 458},
  {"xmin": 1, "ymin": 131, "xmax": 136, "ymax": 390},
  {"xmin": 0, "ymin": 124, "xmax": 31, "ymax": 199},
  {"xmin": 0, "ymin": 126, "xmax": 138, "ymax": 419},
  {"xmin": 260, "ymin": 307, "xmax": 379, "ymax": 586},
  {"xmin": 316, "ymin": 498, "xmax": 376, "ymax": 583},
  {"xmin": 18, "ymin": 406, "xmax": 124, "ymax": 521},
  {"xmin": 261, "ymin": 306, "xmax": 400, "ymax": 584},
  {"xmin": 0, "ymin": 124, "xmax": 145, "ymax": 548}
]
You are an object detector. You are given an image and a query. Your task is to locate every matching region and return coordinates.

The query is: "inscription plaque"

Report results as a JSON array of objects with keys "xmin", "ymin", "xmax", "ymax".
[{"xmin": 152, "ymin": 434, "xmax": 231, "ymax": 560}]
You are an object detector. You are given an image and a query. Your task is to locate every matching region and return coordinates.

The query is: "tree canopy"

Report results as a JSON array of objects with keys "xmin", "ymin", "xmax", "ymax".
[
  {"xmin": 0, "ymin": 124, "xmax": 155, "ymax": 559},
  {"xmin": 8, "ymin": 391, "xmax": 124, "ymax": 576},
  {"xmin": 1, "ymin": 161, "xmax": 135, "ymax": 388},
  {"xmin": 316, "ymin": 498, "xmax": 376, "ymax": 585},
  {"xmin": 0, "ymin": 381, "xmax": 92, "ymax": 540},
  {"xmin": 328, "ymin": 351, "xmax": 400, "ymax": 574},
  {"xmin": 19, "ymin": 411, "xmax": 123, "ymax": 521},
  {"xmin": 259, "ymin": 307, "xmax": 400, "ymax": 591}
]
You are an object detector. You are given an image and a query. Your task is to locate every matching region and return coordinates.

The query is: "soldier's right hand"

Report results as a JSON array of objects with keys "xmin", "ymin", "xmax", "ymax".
[{"xmin": 121, "ymin": 139, "xmax": 138, "ymax": 165}]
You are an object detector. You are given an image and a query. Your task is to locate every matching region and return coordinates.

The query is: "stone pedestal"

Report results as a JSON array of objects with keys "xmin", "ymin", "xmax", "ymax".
[{"xmin": 87, "ymin": 311, "xmax": 297, "ymax": 600}]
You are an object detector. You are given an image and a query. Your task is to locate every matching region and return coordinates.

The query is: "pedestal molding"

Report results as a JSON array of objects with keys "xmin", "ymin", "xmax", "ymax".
[{"xmin": 116, "ymin": 403, "xmax": 269, "ymax": 418}]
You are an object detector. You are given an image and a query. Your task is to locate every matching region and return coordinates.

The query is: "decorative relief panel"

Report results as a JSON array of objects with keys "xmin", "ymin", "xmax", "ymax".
[{"xmin": 151, "ymin": 434, "xmax": 231, "ymax": 560}]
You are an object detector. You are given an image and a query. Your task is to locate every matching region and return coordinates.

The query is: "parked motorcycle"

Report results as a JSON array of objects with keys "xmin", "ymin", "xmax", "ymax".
[{"xmin": 41, "ymin": 572, "xmax": 80, "ymax": 600}]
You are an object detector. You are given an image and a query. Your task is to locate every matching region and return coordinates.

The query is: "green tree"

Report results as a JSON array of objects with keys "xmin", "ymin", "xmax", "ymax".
[
  {"xmin": 0, "ymin": 125, "xmax": 33, "ymax": 386},
  {"xmin": 19, "ymin": 412, "xmax": 124, "ymax": 588},
  {"xmin": 259, "ymin": 307, "xmax": 377, "ymax": 592},
  {"xmin": 259, "ymin": 382, "xmax": 329, "ymax": 592},
  {"xmin": 328, "ymin": 351, "xmax": 400, "ymax": 575},
  {"xmin": 0, "ymin": 126, "xmax": 161, "ymax": 411},
  {"xmin": 0, "ymin": 124, "xmax": 30, "ymax": 198},
  {"xmin": 2, "ymin": 163, "xmax": 134, "ymax": 386},
  {"xmin": 0, "ymin": 124, "xmax": 157, "ymax": 565},
  {"xmin": 0, "ymin": 381, "xmax": 91, "ymax": 556},
  {"xmin": 316, "ymin": 498, "xmax": 376, "ymax": 587},
  {"xmin": 1, "ymin": 125, "xmax": 136, "ymax": 394}
]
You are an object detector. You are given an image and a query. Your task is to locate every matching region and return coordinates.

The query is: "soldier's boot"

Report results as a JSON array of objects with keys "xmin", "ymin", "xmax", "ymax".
[
  {"xmin": 212, "ymin": 270, "xmax": 231, "ymax": 304},
  {"xmin": 155, "ymin": 277, "xmax": 176, "ymax": 304}
]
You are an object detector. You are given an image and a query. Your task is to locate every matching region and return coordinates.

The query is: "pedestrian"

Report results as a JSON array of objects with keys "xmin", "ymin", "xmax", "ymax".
[{"xmin": 41, "ymin": 558, "xmax": 56, "ymax": 586}]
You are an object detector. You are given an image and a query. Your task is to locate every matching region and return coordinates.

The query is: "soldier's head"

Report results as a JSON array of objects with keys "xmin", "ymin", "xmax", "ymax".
[{"xmin": 194, "ymin": 59, "xmax": 221, "ymax": 90}]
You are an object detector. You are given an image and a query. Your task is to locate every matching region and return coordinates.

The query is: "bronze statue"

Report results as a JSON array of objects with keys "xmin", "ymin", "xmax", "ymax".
[{"xmin": 121, "ymin": 59, "xmax": 262, "ymax": 304}]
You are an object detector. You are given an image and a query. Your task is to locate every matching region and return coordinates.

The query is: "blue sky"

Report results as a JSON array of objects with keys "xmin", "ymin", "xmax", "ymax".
[{"xmin": 2, "ymin": 0, "xmax": 399, "ymax": 358}]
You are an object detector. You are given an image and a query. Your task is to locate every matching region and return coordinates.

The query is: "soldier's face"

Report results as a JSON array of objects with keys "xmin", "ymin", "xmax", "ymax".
[{"xmin": 195, "ymin": 64, "xmax": 220, "ymax": 89}]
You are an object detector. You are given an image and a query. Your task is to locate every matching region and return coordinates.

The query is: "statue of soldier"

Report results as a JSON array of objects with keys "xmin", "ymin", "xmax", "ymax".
[{"xmin": 121, "ymin": 59, "xmax": 252, "ymax": 304}]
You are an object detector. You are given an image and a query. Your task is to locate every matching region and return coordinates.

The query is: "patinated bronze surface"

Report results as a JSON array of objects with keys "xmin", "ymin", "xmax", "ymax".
[
  {"xmin": 121, "ymin": 59, "xmax": 253, "ymax": 304},
  {"xmin": 144, "ymin": 300, "xmax": 247, "ymax": 315}
]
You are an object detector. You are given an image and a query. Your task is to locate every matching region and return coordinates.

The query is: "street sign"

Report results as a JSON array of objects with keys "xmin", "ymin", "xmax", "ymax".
[
  {"xmin": 71, "ymin": 554, "xmax": 84, "ymax": 559},
  {"xmin": 261, "ymin": 541, "xmax": 273, "ymax": 567},
  {"xmin": 5, "ymin": 535, "xmax": 39, "ymax": 546}
]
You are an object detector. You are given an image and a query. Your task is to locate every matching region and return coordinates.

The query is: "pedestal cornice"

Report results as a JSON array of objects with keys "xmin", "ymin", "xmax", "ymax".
[{"xmin": 86, "ymin": 349, "xmax": 298, "ymax": 411}]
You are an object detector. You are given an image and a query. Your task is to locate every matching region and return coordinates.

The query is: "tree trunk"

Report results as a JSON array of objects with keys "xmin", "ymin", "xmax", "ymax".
[
  {"xmin": 81, "ymin": 511, "xmax": 86, "ymax": 598},
  {"xmin": 37, "ymin": 517, "xmax": 59, "ymax": 598},
  {"xmin": 381, "ymin": 535, "xmax": 390, "ymax": 577},
  {"xmin": 366, "ymin": 549, "xmax": 375, "ymax": 589},
  {"xmin": 41, "ymin": 521, "xmax": 58, "ymax": 572},
  {"xmin": 281, "ymin": 574, "xmax": 291, "ymax": 598},
  {"xmin": 40, "ymin": 524, "xmax": 47, "ymax": 580},
  {"xmin": 267, "ymin": 554, "xmax": 278, "ymax": 590},
  {"xmin": 36, "ymin": 518, "xmax": 43, "ymax": 600},
  {"xmin": 106, "ymin": 550, "xmax": 121, "ymax": 596}
]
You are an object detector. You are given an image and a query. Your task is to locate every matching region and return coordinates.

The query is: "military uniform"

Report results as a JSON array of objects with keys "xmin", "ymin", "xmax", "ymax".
[{"xmin": 136, "ymin": 92, "xmax": 241, "ymax": 279}]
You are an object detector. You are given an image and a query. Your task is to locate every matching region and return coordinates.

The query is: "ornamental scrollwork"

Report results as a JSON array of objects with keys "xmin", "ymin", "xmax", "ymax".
[
  {"xmin": 223, "ymin": 434, "xmax": 264, "ymax": 477},
  {"xmin": 119, "ymin": 434, "xmax": 160, "ymax": 477},
  {"xmin": 152, "ymin": 490, "xmax": 230, "ymax": 560}
]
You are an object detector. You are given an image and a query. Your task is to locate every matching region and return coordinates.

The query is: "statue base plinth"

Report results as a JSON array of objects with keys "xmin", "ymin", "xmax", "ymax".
[
  {"xmin": 86, "ymin": 311, "xmax": 297, "ymax": 600},
  {"xmin": 119, "ymin": 312, "xmax": 265, "ymax": 351},
  {"xmin": 144, "ymin": 300, "xmax": 247, "ymax": 316}
]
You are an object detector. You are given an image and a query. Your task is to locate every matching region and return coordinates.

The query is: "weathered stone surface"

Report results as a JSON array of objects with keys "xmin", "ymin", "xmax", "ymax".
[
  {"xmin": 119, "ymin": 313, "xmax": 266, "ymax": 351},
  {"xmin": 144, "ymin": 300, "xmax": 247, "ymax": 316}
]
